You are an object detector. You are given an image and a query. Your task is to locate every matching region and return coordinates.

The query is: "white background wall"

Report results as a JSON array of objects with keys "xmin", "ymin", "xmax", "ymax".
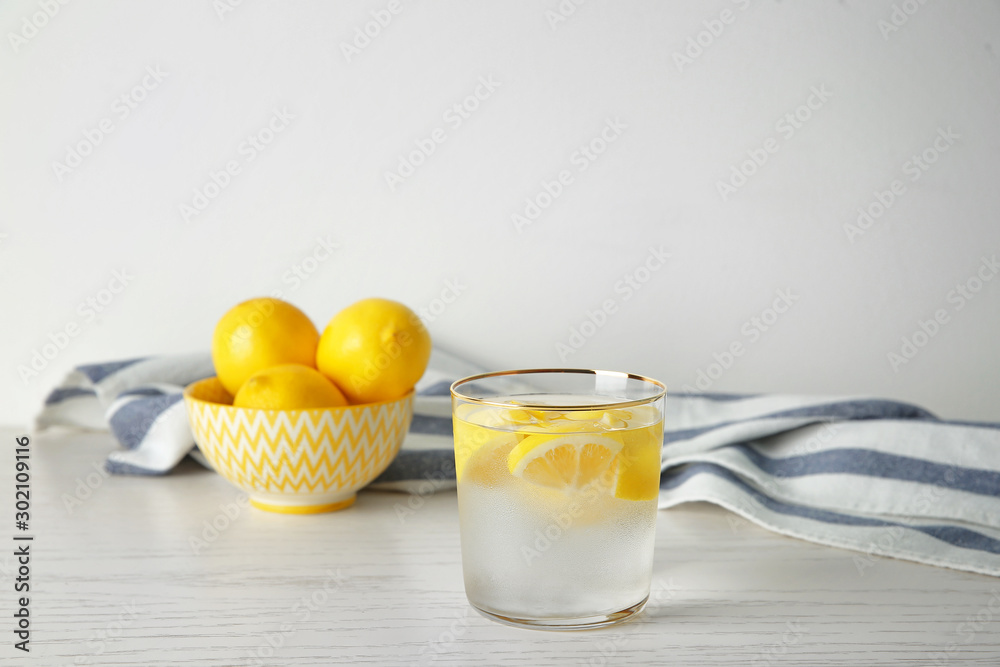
[{"xmin": 1, "ymin": 0, "xmax": 998, "ymax": 426}]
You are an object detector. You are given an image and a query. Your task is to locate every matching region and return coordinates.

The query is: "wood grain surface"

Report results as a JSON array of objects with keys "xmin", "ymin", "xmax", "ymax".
[{"xmin": 1, "ymin": 428, "xmax": 998, "ymax": 666}]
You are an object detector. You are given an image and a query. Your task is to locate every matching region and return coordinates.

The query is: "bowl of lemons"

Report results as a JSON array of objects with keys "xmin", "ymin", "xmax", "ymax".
[{"xmin": 184, "ymin": 297, "xmax": 430, "ymax": 514}]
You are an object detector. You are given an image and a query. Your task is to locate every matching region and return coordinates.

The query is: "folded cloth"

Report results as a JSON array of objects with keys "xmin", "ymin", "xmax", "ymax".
[
  {"xmin": 36, "ymin": 349, "xmax": 480, "ymax": 484},
  {"xmin": 38, "ymin": 352, "xmax": 1000, "ymax": 577}
]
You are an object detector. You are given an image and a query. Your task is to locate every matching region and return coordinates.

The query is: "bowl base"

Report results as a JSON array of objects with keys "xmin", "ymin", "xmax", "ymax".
[{"xmin": 249, "ymin": 495, "xmax": 356, "ymax": 515}]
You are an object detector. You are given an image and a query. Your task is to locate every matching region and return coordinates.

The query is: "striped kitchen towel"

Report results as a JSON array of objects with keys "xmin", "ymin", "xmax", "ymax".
[
  {"xmin": 37, "ymin": 352, "xmax": 1000, "ymax": 577},
  {"xmin": 35, "ymin": 348, "xmax": 478, "ymax": 481}
]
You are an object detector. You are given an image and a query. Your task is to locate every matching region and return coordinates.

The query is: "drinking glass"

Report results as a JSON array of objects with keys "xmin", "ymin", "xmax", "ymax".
[{"xmin": 451, "ymin": 369, "xmax": 666, "ymax": 630}]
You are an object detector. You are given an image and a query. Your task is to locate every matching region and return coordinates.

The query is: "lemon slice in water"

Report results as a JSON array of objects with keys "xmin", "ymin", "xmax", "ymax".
[{"xmin": 507, "ymin": 433, "xmax": 623, "ymax": 491}]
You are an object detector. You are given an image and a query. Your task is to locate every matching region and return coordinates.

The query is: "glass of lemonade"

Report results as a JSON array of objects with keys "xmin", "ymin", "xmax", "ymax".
[{"xmin": 450, "ymin": 369, "xmax": 665, "ymax": 630}]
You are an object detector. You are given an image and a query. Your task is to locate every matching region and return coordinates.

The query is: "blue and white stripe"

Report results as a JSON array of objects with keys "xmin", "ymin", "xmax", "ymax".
[{"xmin": 37, "ymin": 352, "xmax": 1000, "ymax": 577}]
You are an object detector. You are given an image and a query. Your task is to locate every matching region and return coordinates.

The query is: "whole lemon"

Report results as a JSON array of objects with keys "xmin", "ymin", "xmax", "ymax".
[
  {"xmin": 233, "ymin": 364, "xmax": 349, "ymax": 410},
  {"xmin": 212, "ymin": 298, "xmax": 320, "ymax": 396},
  {"xmin": 317, "ymin": 298, "xmax": 431, "ymax": 404}
]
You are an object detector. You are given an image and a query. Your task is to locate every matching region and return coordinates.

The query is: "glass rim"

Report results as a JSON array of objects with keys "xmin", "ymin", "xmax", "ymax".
[{"xmin": 449, "ymin": 368, "xmax": 666, "ymax": 410}]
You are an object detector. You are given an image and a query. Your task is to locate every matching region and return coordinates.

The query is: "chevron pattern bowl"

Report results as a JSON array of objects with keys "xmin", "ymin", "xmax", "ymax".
[{"xmin": 184, "ymin": 376, "xmax": 413, "ymax": 514}]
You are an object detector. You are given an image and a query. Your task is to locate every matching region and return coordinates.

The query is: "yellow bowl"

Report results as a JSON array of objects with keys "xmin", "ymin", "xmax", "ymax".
[{"xmin": 183, "ymin": 377, "xmax": 413, "ymax": 514}]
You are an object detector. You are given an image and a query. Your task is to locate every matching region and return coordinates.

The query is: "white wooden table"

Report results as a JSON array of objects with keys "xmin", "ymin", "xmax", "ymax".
[{"xmin": 3, "ymin": 427, "xmax": 999, "ymax": 666}]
